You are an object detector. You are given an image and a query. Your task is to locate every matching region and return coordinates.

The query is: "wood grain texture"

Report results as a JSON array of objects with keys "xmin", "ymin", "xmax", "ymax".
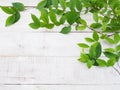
[
  {"xmin": 0, "ymin": 0, "xmax": 120, "ymax": 89},
  {"xmin": 0, "ymin": 57, "xmax": 120, "ymax": 84},
  {"xmin": 0, "ymin": 0, "xmax": 41, "ymax": 6},
  {"xmin": 0, "ymin": 85, "xmax": 119, "ymax": 90},
  {"xmin": 0, "ymin": 32, "xmax": 113, "ymax": 57}
]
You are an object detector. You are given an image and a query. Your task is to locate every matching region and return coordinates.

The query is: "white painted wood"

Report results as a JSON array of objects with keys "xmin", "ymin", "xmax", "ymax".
[
  {"xmin": 0, "ymin": 0, "xmax": 41, "ymax": 6},
  {"xmin": 0, "ymin": 32, "xmax": 114, "ymax": 57},
  {"xmin": 0, "ymin": 85, "xmax": 119, "ymax": 90},
  {"xmin": 0, "ymin": 1, "xmax": 120, "ymax": 89},
  {"xmin": 0, "ymin": 57, "xmax": 119, "ymax": 84}
]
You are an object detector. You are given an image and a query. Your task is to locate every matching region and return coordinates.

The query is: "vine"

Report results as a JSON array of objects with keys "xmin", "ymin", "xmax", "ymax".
[{"xmin": 0, "ymin": 0, "xmax": 120, "ymax": 75}]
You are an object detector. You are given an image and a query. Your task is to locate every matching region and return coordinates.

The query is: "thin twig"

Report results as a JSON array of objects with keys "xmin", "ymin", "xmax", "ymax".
[
  {"xmin": 112, "ymin": 66, "xmax": 120, "ymax": 76},
  {"xmin": 117, "ymin": 62, "xmax": 120, "ymax": 70}
]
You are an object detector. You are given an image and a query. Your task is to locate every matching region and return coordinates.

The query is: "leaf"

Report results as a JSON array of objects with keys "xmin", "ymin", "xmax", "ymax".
[
  {"xmin": 76, "ymin": 25, "xmax": 86, "ymax": 30},
  {"xmin": 59, "ymin": 0, "xmax": 66, "ymax": 10},
  {"xmin": 31, "ymin": 14, "xmax": 40, "ymax": 26},
  {"xmin": 103, "ymin": 52, "xmax": 119, "ymax": 60},
  {"xmin": 89, "ymin": 42, "xmax": 102, "ymax": 59},
  {"xmin": 69, "ymin": 0, "xmax": 76, "ymax": 11},
  {"xmin": 76, "ymin": 18, "xmax": 87, "ymax": 30},
  {"xmin": 107, "ymin": 58, "xmax": 116, "ymax": 66},
  {"xmin": 76, "ymin": 0, "xmax": 82, "ymax": 11},
  {"xmin": 93, "ymin": 31, "xmax": 99, "ymax": 41},
  {"xmin": 104, "ymin": 48, "xmax": 115, "ymax": 53},
  {"xmin": 105, "ymin": 37, "xmax": 115, "ymax": 44},
  {"xmin": 49, "ymin": 10, "xmax": 57, "ymax": 24},
  {"xmin": 116, "ymin": 45, "xmax": 120, "ymax": 51},
  {"xmin": 66, "ymin": 11, "xmax": 80, "ymax": 25},
  {"xmin": 85, "ymin": 38, "xmax": 94, "ymax": 43},
  {"xmin": 87, "ymin": 60, "xmax": 93, "ymax": 68},
  {"xmin": 93, "ymin": 12, "xmax": 99, "ymax": 22},
  {"xmin": 52, "ymin": 0, "xmax": 58, "ymax": 8},
  {"xmin": 5, "ymin": 12, "xmax": 20, "ymax": 26},
  {"xmin": 78, "ymin": 53, "xmax": 89, "ymax": 63},
  {"xmin": 12, "ymin": 2, "xmax": 25, "ymax": 11},
  {"xmin": 5, "ymin": 15, "xmax": 15, "ymax": 26},
  {"xmin": 60, "ymin": 15, "xmax": 66, "ymax": 24},
  {"xmin": 97, "ymin": 59, "xmax": 107, "ymax": 67},
  {"xmin": 40, "ymin": 9, "xmax": 49, "ymax": 24},
  {"xmin": 77, "ymin": 43, "xmax": 89, "ymax": 48},
  {"xmin": 1, "ymin": 6, "xmax": 15, "ymax": 14},
  {"xmin": 45, "ymin": 24, "xmax": 54, "ymax": 29},
  {"xmin": 37, "ymin": 0, "xmax": 47, "ymax": 10},
  {"xmin": 29, "ymin": 23, "xmax": 40, "ymax": 29},
  {"xmin": 114, "ymin": 33, "xmax": 120, "ymax": 44},
  {"xmin": 90, "ymin": 23, "xmax": 102, "ymax": 29},
  {"xmin": 60, "ymin": 26, "xmax": 71, "ymax": 34}
]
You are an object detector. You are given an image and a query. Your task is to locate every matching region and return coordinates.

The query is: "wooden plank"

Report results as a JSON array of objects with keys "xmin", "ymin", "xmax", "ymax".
[
  {"xmin": 0, "ymin": 85, "xmax": 119, "ymax": 90},
  {"xmin": 0, "ymin": 32, "xmax": 112, "ymax": 57},
  {"xmin": 0, "ymin": 8, "xmax": 93, "ymax": 32},
  {"xmin": 0, "ymin": 57, "xmax": 119, "ymax": 84},
  {"xmin": 0, "ymin": 0, "xmax": 41, "ymax": 6}
]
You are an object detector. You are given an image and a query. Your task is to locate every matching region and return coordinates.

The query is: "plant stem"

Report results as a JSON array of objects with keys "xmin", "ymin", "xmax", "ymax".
[
  {"xmin": 117, "ymin": 62, "xmax": 120, "ymax": 70},
  {"xmin": 112, "ymin": 66, "xmax": 120, "ymax": 76}
]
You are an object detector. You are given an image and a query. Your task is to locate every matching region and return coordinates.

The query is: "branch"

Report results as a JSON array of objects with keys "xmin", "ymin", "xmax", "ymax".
[{"xmin": 112, "ymin": 66, "xmax": 120, "ymax": 76}]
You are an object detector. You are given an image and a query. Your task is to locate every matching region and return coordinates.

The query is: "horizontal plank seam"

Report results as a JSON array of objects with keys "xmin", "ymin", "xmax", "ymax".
[
  {"xmin": 0, "ymin": 83, "xmax": 120, "ymax": 86},
  {"xmin": 0, "ymin": 56, "xmax": 106, "ymax": 58},
  {"xmin": 0, "ymin": 31, "xmax": 93, "ymax": 33}
]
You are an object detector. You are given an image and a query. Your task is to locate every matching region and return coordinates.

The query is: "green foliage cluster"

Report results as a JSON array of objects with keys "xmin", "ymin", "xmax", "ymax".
[
  {"xmin": 0, "ymin": 2, "xmax": 25, "ymax": 26},
  {"xmin": 1, "ymin": 0, "xmax": 120, "ymax": 71}
]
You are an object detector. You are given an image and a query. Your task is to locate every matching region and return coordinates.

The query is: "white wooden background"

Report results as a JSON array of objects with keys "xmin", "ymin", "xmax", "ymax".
[{"xmin": 0, "ymin": 0, "xmax": 120, "ymax": 90}]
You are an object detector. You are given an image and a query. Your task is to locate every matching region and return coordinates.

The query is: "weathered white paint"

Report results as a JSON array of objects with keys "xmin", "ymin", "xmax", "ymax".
[
  {"xmin": 0, "ymin": 57, "xmax": 119, "ymax": 84},
  {"xmin": 0, "ymin": 85, "xmax": 119, "ymax": 90},
  {"xmin": 0, "ymin": 0, "xmax": 119, "ymax": 90}
]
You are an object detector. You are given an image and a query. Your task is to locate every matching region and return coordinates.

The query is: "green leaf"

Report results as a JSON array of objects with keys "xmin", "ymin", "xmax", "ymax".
[
  {"xmin": 76, "ymin": 0, "xmax": 82, "ymax": 11},
  {"xmin": 1, "ymin": 6, "xmax": 15, "ymax": 14},
  {"xmin": 85, "ymin": 38, "xmax": 94, "ymax": 43},
  {"xmin": 89, "ymin": 42, "xmax": 102, "ymax": 59},
  {"xmin": 114, "ymin": 33, "xmax": 120, "ymax": 44},
  {"xmin": 97, "ymin": 59, "xmax": 107, "ymax": 67},
  {"xmin": 93, "ymin": 12, "xmax": 99, "ymax": 22},
  {"xmin": 107, "ymin": 58, "xmax": 116, "ymax": 66},
  {"xmin": 60, "ymin": 26, "xmax": 71, "ymax": 34},
  {"xmin": 52, "ymin": 0, "xmax": 58, "ymax": 8},
  {"xmin": 12, "ymin": 2, "xmax": 25, "ymax": 11},
  {"xmin": 66, "ymin": 11, "xmax": 80, "ymax": 25},
  {"xmin": 93, "ymin": 31, "xmax": 99, "ymax": 41},
  {"xmin": 5, "ymin": 12, "xmax": 20, "ymax": 26},
  {"xmin": 78, "ymin": 53, "xmax": 89, "ymax": 63},
  {"xmin": 37, "ymin": 0, "xmax": 47, "ymax": 10},
  {"xmin": 60, "ymin": 15, "xmax": 66, "ymax": 24},
  {"xmin": 76, "ymin": 18, "xmax": 87, "ymax": 30},
  {"xmin": 77, "ymin": 43, "xmax": 89, "ymax": 48},
  {"xmin": 104, "ymin": 48, "xmax": 115, "ymax": 53},
  {"xmin": 45, "ymin": 24, "xmax": 54, "ymax": 29},
  {"xmin": 5, "ymin": 15, "xmax": 15, "ymax": 26},
  {"xmin": 90, "ymin": 23, "xmax": 102, "ymax": 29},
  {"xmin": 31, "ymin": 14, "xmax": 40, "ymax": 26},
  {"xmin": 104, "ymin": 52, "xmax": 118, "ymax": 60},
  {"xmin": 76, "ymin": 25, "xmax": 86, "ymax": 30},
  {"xmin": 29, "ymin": 23, "xmax": 40, "ymax": 29},
  {"xmin": 49, "ymin": 10, "xmax": 57, "ymax": 24},
  {"xmin": 87, "ymin": 60, "xmax": 93, "ymax": 68},
  {"xmin": 105, "ymin": 37, "xmax": 115, "ymax": 44},
  {"xmin": 116, "ymin": 45, "xmax": 120, "ymax": 51},
  {"xmin": 69, "ymin": 0, "xmax": 76, "ymax": 11},
  {"xmin": 59, "ymin": 0, "xmax": 66, "ymax": 10},
  {"xmin": 40, "ymin": 9, "xmax": 49, "ymax": 24}
]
